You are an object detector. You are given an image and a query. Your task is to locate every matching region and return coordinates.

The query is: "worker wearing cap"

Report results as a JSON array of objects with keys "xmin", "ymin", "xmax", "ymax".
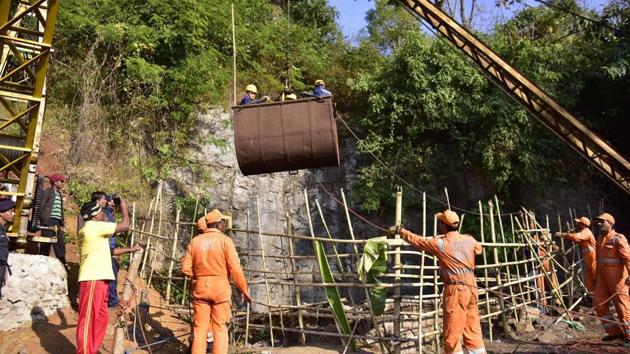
[
  {"xmin": 0, "ymin": 199, "xmax": 15, "ymax": 299},
  {"xmin": 39, "ymin": 173, "xmax": 68, "ymax": 266},
  {"xmin": 182, "ymin": 209, "xmax": 252, "ymax": 354},
  {"xmin": 555, "ymin": 216, "xmax": 596, "ymax": 293},
  {"xmin": 76, "ymin": 198, "xmax": 137, "ymax": 354},
  {"xmin": 390, "ymin": 210, "xmax": 485, "ymax": 354},
  {"xmin": 592, "ymin": 212, "xmax": 630, "ymax": 344},
  {"xmin": 313, "ymin": 79, "xmax": 332, "ymax": 97},
  {"xmin": 239, "ymin": 84, "xmax": 270, "ymax": 105}
]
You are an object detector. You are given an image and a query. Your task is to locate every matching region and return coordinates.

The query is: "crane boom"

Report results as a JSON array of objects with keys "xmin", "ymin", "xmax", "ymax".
[{"xmin": 400, "ymin": 0, "xmax": 630, "ymax": 194}]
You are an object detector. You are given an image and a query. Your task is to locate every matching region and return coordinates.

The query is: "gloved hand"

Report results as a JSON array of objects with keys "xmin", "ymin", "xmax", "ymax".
[
  {"xmin": 554, "ymin": 232, "xmax": 562, "ymax": 238},
  {"xmin": 388, "ymin": 225, "xmax": 402, "ymax": 236}
]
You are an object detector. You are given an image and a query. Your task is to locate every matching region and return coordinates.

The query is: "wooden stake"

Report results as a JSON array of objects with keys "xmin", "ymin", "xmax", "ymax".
[
  {"xmin": 417, "ymin": 192, "xmax": 426, "ymax": 353},
  {"xmin": 112, "ymin": 249, "xmax": 144, "ymax": 354}
]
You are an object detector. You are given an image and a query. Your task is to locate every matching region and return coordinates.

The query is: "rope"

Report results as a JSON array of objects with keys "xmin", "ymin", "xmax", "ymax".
[
  {"xmin": 335, "ymin": 114, "xmax": 519, "ymax": 217},
  {"xmin": 312, "ymin": 173, "xmax": 388, "ymax": 232}
]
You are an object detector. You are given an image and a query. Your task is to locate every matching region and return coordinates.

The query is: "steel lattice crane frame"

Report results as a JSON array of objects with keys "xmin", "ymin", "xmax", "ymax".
[{"xmin": 0, "ymin": 0, "xmax": 58, "ymax": 243}]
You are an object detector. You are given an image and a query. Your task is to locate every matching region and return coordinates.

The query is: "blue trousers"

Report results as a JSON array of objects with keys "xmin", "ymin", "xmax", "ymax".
[{"xmin": 108, "ymin": 257, "xmax": 120, "ymax": 307}]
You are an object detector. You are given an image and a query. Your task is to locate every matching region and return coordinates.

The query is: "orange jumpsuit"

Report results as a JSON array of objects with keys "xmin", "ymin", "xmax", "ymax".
[
  {"xmin": 401, "ymin": 229, "xmax": 486, "ymax": 354},
  {"xmin": 593, "ymin": 230, "xmax": 630, "ymax": 339},
  {"xmin": 564, "ymin": 228, "xmax": 596, "ymax": 292},
  {"xmin": 182, "ymin": 227, "xmax": 249, "ymax": 354}
]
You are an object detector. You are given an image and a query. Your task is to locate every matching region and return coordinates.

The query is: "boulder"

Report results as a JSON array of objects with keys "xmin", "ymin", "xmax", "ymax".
[{"xmin": 0, "ymin": 253, "xmax": 69, "ymax": 331}]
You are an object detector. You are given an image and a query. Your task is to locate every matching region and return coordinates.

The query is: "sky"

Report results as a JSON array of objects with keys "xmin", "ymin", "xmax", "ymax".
[{"xmin": 328, "ymin": 0, "xmax": 612, "ymax": 39}]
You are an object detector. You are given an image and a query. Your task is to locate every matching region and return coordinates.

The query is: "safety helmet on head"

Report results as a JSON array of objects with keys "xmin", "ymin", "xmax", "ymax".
[
  {"xmin": 436, "ymin": 209, "xmax": 460, "ymax": 227},
  {"xmin": 245, "ymin": 84, "xmax": 258, "ymax": 94},
  {"xmin": 595, "ymin": 212, "xmax": 615, "ymax": 225},
  {"xmin": 574, "ymin": 216, "xmax": 591, "ymax": 227},
  {"xmin": 314, "ymin": 79, "xmax": 325, "ymax": 86}
]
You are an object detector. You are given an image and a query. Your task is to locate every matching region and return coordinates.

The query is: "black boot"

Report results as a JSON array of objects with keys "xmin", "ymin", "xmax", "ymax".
[{"xmin": 602, "ymin": 333, "xmax": 624, "ymax": 341}]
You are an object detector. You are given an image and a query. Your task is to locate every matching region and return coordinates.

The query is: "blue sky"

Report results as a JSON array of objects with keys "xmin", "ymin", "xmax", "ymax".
[{"xmin": 328, "ymin": 0, "xmax": 612, "ymax": 39}]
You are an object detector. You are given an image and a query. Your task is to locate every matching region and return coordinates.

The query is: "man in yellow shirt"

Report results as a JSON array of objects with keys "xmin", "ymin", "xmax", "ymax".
[{"xmin": 76, "ymin": 198, "xmax": 139, "ymax": 354}]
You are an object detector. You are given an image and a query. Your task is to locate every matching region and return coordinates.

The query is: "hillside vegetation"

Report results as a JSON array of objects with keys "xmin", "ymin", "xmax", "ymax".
[{"xmin": 46, "ymin": 0, "xmax": 629, "ymax": 210}]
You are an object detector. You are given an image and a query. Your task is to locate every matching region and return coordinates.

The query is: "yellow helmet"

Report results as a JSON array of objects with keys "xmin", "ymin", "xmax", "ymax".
[
  {"xmin": 245, "ymin": 84, "xmax": 258, "ymax": 94},
  {"xmin": 314, "ymin": 79, "xmax": 325, "ymax": 86}
]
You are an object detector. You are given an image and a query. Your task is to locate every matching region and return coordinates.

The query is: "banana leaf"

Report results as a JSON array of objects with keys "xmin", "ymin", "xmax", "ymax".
[
  {"xmin": 357, "ymin": 236, "xmax": 388, "ymax": 316},
  {"xmin": 313, "ymin": 239, "xmax": 356, "ymax": 350}
]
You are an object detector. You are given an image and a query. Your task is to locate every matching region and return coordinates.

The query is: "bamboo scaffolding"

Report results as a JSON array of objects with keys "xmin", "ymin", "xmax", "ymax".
[{"xmin": 125, "ymin": 187, "xmax": 592, "ymax": 352}]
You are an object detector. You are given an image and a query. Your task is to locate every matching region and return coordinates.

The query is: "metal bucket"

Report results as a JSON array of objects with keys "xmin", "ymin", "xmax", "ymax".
[{"xmin": 232, "ymin": 97, "xmax": 340, "ymax": 175}]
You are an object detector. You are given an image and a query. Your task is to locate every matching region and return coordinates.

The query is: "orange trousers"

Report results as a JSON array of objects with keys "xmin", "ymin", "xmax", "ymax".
[
  {"xmin": 442, "ymin": 284, "xmax": 485, "ymax": 354},
  {"xmin": 191, "ymin": 277, "xmax": 233, "ymax": 354},
  {"xmin": 536, "ymin": 259, "xmax": 560, "ymax": 305},
  {"xmin": 593, "ymin": 265, "xmax": 630, "ymax": 338},
  {"xmin": 584, "ymin": 251, "xmax": 596, "ymax": 293}
]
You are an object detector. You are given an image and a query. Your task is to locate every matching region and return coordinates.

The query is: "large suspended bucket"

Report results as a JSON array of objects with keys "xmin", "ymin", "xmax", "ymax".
[{"xmin": 232, "ymin": 97, "xmax": 340, "ymax": 175}]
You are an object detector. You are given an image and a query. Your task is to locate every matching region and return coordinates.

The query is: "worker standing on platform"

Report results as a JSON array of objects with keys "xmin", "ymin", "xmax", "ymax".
[
  {"xmin": 182, "ymin": 209, "xmax": 252, "ymax": 354},
  {"xmin": 390, "ymin": 210, "xmax": 486, "ymax": 354},
  {"xmin": 239, "ymin": 84, "xmax": 269, "ymax": 105},
  {"xmin": 592, "ymin": 213, "xmax": 630, "ymax": 344},
  {"xmin": 0, "ymin": 199, "xmax": 15, "ymax": 299},
  {"xmin": 39, "ymin": 173, "xmax": 68, "ymax": 267},
  {"xmin": 313, "ymin": 79, "xmax": 332, "ymax": 97},
  {"xmin": 555, "ymin": 216, "xmax": 596, "ymax": 293}
]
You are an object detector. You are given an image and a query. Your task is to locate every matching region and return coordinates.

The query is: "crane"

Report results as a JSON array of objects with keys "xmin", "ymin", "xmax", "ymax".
[
  {"xmin": 398, "ymin": 0, "xmax": 630, "ymax": 195},
  {"xmin": 0, "ymin": 0, "xmax": 59, "ymax": 244}
]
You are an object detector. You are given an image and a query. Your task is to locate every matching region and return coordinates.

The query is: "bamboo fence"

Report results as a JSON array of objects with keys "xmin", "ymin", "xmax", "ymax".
[{"xmin": 124, "ymin": 187, "xmax": 594, "ymax": 353}]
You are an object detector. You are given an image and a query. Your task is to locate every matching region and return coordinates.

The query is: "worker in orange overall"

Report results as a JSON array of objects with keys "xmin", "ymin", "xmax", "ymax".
[
  {"xmin": 390, "ymin": 209, "xmax": 486, "ymax": 354},
  {"xmin": 592, "ymin": 212, "xmax": 630, "ymax": 344},
  {"xmin": 526, "ymin": 214, "xmax": 560, "ymax": 309},
  {"xmin": 555, "ymin": 216, "xmax": 596, "ymax": 293},
  {"xmin": 182, "ymin": 209, "xmax": 252, "ymax": 354}
]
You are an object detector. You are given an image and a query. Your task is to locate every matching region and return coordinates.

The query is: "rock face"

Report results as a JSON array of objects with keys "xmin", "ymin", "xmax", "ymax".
[
  {"xmin": 0, "ymin": 254, "xmax": 69, "ymax": 331},
  {"xmin": 171, "ymin": 108, "xmax": 371, "ymax": 310}
]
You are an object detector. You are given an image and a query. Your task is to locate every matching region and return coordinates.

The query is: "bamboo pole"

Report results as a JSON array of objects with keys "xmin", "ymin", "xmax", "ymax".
[
  {"xmin": 417, "ymin": 192, "xmax": 426, "ymax": 353},
  {"xmin": 432, "ymin": 214, "xmax": 440, "ymax": 353},
  {"xmin": 304, "ymin": 189, "xmax": 345, "ymax": 348},
  {"xmin": 130, "ymin": 202, "xmax": 136, "ymax": 247},
  {"xmin": 315, "ymin": 199, "xmax": 355, "ymax": 307},
  {"xmin": 231, "ymin": 3, "xmax": 237, "ymax": 105},
  {"xmin": 479, "ymin": 201, "xmax": 493, "ymax": 342},
  {"xmin": 393, "ymin": 186, "xmax": 402, "ymax": 354},
  {"xmin": 340, "ymin": 189, "xmax": 387, "ymax": 353},
  {"xmin": 256, "ymin": 195, "xmax": 275, "ymax": 346},
  {"xmin": 166, "ymin": 208, "xmax": 180, "ymax": 303},
  {"xmin": 141, "ymin": 182, "xmax": 161, "ymax": 278},
  {"xmin": 286, "ymin": 212, "xmax": 306, "ymax": 345},
  {"xmin": 245, "ymin": 209, "xmax": 252, "ymax": 346},
  {"xmin": 182, "ymin": 194, "xmax": 200, "ymax": 306},
  {"xmin": 112, "ymin": 249, "xmax": 144, "ymax": 354},
  {"xmin": 494, "ymin": 196, "xmax": 518, "ymax": 322}
]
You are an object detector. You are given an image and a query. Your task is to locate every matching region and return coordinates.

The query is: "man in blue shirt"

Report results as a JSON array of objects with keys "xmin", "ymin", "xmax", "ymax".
[
  {"xmin": 239, "ymin": 84, "xmax": 270, "ymax": 105},
  {"xmin": 313, "ymin": 79, "xmax": 332, "ymax": 97}
]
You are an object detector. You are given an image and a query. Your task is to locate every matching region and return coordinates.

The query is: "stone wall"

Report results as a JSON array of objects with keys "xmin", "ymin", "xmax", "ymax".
[{"xmin": 0, "ymin": 254, "xmax": 69, "ymax": 331}]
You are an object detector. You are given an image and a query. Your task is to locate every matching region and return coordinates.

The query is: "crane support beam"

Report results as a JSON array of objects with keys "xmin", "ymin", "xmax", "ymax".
[
  {"xmin": 0, "ymin": 0, "xmax": 59, "ymax": 241},
  {"xmin": 400, "ymin": 0, "xmax": 630, "ymax": 194}
]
